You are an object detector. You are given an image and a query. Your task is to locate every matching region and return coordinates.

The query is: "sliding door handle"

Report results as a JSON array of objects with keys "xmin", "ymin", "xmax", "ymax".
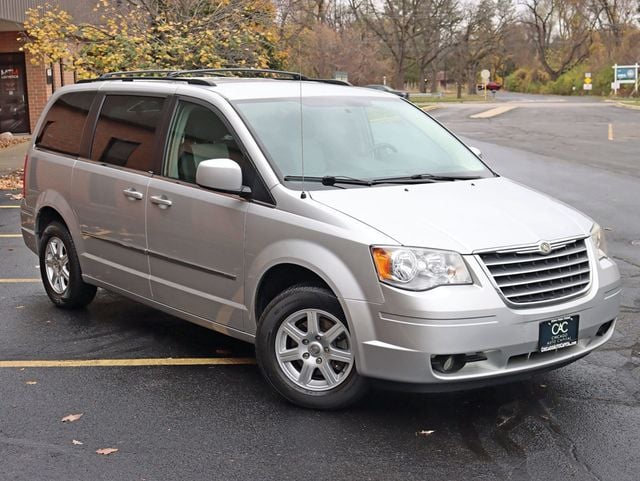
[{"xmin": 123, "ymin": 188, "xmax": 143, "ymax": 200}]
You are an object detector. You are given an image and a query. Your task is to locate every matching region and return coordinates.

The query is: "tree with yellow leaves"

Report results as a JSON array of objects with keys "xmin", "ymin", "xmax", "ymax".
[{"xmin": 22, "ymin": 0, "xmax": 286, "ymax": 78}]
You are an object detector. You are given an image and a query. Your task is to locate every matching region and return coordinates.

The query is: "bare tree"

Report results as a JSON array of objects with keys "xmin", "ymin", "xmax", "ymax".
[
  {"xmin": 522, "ymin": 0, "xmax": 598, "ymax": 80},
  {"xmin": 590, "ymin": 0, "xmax": 638, "ymax": 48},
  {"xmin": 450, "ymin": 0, "xmax": 514, "ymax": 95},
  {"xmin": 410, "ymin": 0, "xmax": 461, "ymax": 92},
  {"xmin": 350, "ymin": 0, "xmax": 421, "ymax": 88}
]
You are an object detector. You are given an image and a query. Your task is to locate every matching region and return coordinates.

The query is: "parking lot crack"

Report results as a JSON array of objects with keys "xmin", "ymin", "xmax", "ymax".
[
  {"xmin": 537, "ymin": 400, "xmax": 604, "ymax": 481},
  {"xmin": 0, "ymin": 434, "xmax": 82, "ymax": 456}
]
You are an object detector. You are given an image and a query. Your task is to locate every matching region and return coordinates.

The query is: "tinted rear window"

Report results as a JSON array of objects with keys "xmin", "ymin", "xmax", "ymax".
[
  {"xmin": 90, "ymin": 95, "xmax": 165, "ymax": 173},
  {"xmin": 36, "ymin": 91, "xmax": 96, "ymax": 156}
]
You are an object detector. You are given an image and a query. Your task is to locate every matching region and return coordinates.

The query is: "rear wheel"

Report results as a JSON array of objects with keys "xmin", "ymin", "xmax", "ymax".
[
  {"xmin": 256, "ymin": 285, "xmax": 368, "ymax": 409},
  {"xmin": 39, "ymin": 222, "xmax": 97, "ymax": 309}
]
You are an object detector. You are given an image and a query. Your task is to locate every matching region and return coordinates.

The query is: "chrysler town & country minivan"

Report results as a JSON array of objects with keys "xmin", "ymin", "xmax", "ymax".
[{"xmin": 20, "ymin": 69, "xmax": 621, "ymax": 409}]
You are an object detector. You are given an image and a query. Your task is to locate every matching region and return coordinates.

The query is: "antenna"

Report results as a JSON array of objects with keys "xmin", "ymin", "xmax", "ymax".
[{"xmin": 298, "ymin": 43, "xmax": 306, "ymax": 200}]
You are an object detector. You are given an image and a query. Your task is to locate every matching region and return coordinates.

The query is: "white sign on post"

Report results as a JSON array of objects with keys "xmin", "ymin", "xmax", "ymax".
[{"xmin": 480, "ymin": 69, "xmax": 490, "ymax": 100}]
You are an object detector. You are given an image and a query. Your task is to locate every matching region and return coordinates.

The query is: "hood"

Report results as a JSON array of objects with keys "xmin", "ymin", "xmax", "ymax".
[{"xmin": 309, "ymin": 177, "xmax": 592, "ymax": 253}]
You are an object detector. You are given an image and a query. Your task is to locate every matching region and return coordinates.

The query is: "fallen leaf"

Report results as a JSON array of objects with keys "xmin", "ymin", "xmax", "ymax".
[
  {"xmin": 25, "ymin": 380, "xmax": 37, "ymax": 385},
  {"xmin": 72, "ymin": 439, "xmax": 84, "ymax": 445},
  {"xmin": 61, "ymin": 413, "xmax": 83, "ymax": 423},
  {"xmin": 96, "ymin": 448, "xmax": 118, "ymax": 455},
  {"xmin": 416, "ymin": 430, "xmax": 435, "ymax": 437}
]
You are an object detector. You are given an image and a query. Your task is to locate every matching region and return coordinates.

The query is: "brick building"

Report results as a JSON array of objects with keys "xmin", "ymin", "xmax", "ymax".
[{"xmin": 0, "ymin": 1, "xmax": 83, "ymax": 134}]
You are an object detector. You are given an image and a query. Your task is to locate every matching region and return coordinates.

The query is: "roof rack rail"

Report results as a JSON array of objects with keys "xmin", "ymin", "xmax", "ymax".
[
  {"xmin": 168, "ymin": 68, "xmax": 353, "ymax": 87},
  {"xmin": 168, "ymin": 68, "xmax": 309, "ymax": 80},
  {"xmin": 99, "ymin": 70, "xmax": 178, "ymax": 79},
  {"xmin": 312, "ymin": 79, "xmax": 352, "ymax": 86},
  {"xmin": 77, "ymin": 71, "xmax": 216, "ymax": 86},
  {"xmin": 76, "ymin": 68, "xmax": 352, "ymax": 88}
]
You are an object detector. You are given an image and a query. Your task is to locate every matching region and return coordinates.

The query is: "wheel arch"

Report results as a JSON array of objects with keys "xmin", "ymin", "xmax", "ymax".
[
  {"xmin": 254, "ymin": 263, "xmax": 334, "ymax": 324},
  {"xmin": 34, "ymin": 191, "xmax": 85, "ymax": 255},
  {"xmin": 247, "ymin": 240, "xmax": 383, "ymax": 336}
]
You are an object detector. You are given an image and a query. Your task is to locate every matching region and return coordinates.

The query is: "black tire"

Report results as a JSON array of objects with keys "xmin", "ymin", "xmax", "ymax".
[
  {"xmin": 39, "ymin": 221, "xmax": 97, "ymax": 309},
  {"xmin": 256, "ymin": 285, "xmax": 368, "ymax": 409}
]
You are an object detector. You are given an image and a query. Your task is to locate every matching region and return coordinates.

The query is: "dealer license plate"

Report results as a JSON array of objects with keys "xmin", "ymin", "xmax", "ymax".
[{"xmin": 538, "ymin": 316, "xmax": 579, "ymax": 353}]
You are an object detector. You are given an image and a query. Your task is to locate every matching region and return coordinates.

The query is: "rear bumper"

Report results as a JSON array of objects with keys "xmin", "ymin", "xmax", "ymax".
[
  {"xmin": 344, "ymin": 254, "xmax": 621, "ymax": 387},
  {"xmin": 20, "ymin": 202, "xmax": 37, "ymax": 254}
]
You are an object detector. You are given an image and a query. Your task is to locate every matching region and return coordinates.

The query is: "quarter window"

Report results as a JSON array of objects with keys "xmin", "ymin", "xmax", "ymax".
[
  {"xmin": 36, "ymin": 91, "xmax": 96, "ymax": 156},
  {"xmin": 91, "ymin": 95, "xmax": 165, "ymax": 173}
]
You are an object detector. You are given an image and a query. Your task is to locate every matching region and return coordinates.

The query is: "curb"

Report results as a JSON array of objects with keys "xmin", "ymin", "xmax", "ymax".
[{"xmin": 613, "ymin": 102, "xmax": 640, "ymax": 111}]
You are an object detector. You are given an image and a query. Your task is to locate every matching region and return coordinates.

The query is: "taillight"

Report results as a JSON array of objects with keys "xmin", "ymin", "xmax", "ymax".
[{"xmin": 22, "ymin": 154, "xmax": 28, "ymax": 198}]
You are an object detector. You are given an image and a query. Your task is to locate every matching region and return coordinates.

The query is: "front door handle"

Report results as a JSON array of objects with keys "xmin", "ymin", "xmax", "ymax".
[
  {"xmin": 123, "ymin": 188, "xmax": 144, "ymax": 200},
  {"xmin": 150, "ymin": 195, "xmax": 173, "ymax": 209}
]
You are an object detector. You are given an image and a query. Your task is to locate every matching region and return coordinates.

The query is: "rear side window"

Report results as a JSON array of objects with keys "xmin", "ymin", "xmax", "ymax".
[
  {"xmin": 90, "ymin": 95, "xmax": 165, "ymax": 173},
  {"xmin": 36, "ymin": 91, "xmax": 96, "ymax": 156}
]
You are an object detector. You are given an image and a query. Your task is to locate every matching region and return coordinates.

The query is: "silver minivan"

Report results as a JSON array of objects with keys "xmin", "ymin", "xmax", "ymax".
[{"xmin": 21, "ymin": 69, "xmax": 621, "ymax": 409}]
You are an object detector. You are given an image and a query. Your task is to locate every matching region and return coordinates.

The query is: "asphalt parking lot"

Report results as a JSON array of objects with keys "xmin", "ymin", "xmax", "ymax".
[{"xmin": 1, "ymin": 94, "xmax": 639, "ymax": 481}]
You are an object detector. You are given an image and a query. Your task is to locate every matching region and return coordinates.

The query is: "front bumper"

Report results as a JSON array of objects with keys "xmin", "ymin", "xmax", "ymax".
[{"xmin": 345, "ymin": 253, "xmax": 621, "ymax": 387}]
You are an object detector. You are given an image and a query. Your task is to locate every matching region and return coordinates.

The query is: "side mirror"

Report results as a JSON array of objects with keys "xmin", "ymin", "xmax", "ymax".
[
  {"xmin": 469, "ymin": 146, "xmax": 483, "ymax": 159},
  {"xmin": 196, "ymin": 159, "xmax": 250, "ymax": 196}
]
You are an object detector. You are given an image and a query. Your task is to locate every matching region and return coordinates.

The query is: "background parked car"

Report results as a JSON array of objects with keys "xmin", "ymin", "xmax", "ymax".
[
  {"xmin": 477, "ymin": 81, "xmax": 502, "ymax": 92},
  {"xmin": 363, "ymin": 84, "xmax": 410, "ymax": 99}
]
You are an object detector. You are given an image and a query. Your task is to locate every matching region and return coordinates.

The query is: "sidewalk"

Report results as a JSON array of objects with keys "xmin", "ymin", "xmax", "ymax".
[{"xmin": 0, "ymin": 141, "xmax": 29, "ymax": 174}]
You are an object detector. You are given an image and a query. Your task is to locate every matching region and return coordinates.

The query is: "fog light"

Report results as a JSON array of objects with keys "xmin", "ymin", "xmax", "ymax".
[
  {"xmin": 431, "ymin": 354, "xmax": 466, "ymax": 374},
  {"xmin": 596, "ymin": 320, "xmax": 614, "ymax": 337}
]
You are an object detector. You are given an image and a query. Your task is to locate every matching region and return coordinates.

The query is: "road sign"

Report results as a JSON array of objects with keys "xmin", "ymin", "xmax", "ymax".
[
  {"xmin": 584, "ymin": 77, "xmax": 592, "ymax": 84},
  {"xmin": 616, "ymin": 67, "xmax": 636, "ymax": 81},
  {"xmin": 584, "ymin": 72, "xmax": 591, "ymax": 78},
  {"xmin": 480, "ymin": 69, "xmax": 490, "ymax": 80},
  {"xmin": 612, "ymin": 63, "xmax": 639, "ymax": 95},
  {"xmin": 583, "ymin": 84, "xmax": 592, "ymax": 91}
]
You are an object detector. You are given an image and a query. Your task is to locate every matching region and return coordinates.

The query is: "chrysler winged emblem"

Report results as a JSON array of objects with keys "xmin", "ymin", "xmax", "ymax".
[{"xmin": 538, "ymin": 241, "xmax": 552, "ymax": 255}]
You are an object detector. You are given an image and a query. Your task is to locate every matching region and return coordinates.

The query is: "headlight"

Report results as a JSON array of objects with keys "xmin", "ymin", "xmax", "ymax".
[
  {"xmin": 590, "ymin": 223, "xmax": 608, "ymax": 259},
  {"xmin": 371, "ymin": 246, "xmax": 472, "ymax": 291}
]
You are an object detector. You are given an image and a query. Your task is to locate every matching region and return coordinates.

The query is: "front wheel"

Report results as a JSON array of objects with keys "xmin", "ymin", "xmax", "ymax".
[
  {"xmin": 39, "ymin": 221, "xmax": 97, "ymax": 309},
  {"xmin": 256, "ymin": 285, "xmax": 368, "ymax": 409}
]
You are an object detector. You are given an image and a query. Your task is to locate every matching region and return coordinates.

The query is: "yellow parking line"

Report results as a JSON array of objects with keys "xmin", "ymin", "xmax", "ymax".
[
  {"xmin": 0, "ymin": 205, "xmax": 20, "ymax": 209},
  {"xmin": 0, "ymin": 234, "xmax": 21, "ymax": 238},
  {"xmin": 0, "ymin": 278, "xmax": 40, "ymax": 283},
  {"xmin": 0, "ymin": 357, "xmax": 256, "ymax": 368}
]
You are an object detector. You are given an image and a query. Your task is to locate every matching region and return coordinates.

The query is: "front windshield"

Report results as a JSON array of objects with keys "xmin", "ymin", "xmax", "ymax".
[{"xmin": 233, "ymin": 95, "xmax": 494, "ymax": 187}]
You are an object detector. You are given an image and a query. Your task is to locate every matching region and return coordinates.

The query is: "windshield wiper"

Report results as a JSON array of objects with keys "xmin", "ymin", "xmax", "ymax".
[
  {"xmin": 373, "ymin": 173, "xmax": 484, "ymax": 183},
  {"xmin": 283, "ymin": 175, "xmax": 373, "ymax": 186}
]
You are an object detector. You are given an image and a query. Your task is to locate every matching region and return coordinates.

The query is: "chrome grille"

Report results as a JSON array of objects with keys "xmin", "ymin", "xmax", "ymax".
[{"xmin": 478, "ymin": 238, "xmax": 591, "ymax": 306}]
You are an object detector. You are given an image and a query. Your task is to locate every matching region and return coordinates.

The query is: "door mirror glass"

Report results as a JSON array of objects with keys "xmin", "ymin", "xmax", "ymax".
[
  {"xmin": 196, "ymin": 158, "xmax": 244, "ymax": 193},
  {"xmin": 469, "ymin": 146, "xmax": 483, "ymax": 158}
]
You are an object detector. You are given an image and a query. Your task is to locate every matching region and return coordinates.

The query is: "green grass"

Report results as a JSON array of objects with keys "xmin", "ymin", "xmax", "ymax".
[{"xmin": 409, "ymin": 92, "xmax": 491, "ymax": 106}]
